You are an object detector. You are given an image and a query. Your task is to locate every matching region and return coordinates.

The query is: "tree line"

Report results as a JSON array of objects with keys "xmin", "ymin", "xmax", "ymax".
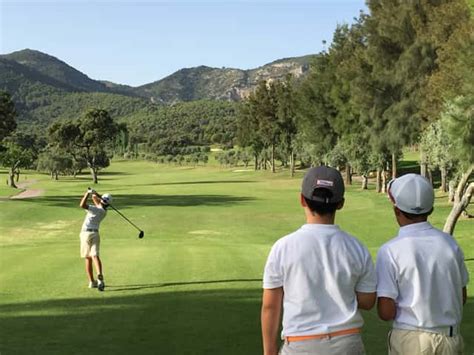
[{"xmin": 234, "ymin": 0, "xmax": 473, "ymax": 234}]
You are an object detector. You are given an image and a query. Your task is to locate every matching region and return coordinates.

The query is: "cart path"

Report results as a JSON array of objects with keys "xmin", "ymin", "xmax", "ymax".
[{"xmin": 10, "ymin": 180, "xmax": 44, "ymax": 199}]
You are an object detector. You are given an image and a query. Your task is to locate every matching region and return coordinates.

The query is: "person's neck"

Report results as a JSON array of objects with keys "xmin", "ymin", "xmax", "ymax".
[
  {"xmin": 305, "ymin": 210, "xmax": 335, "ymax": 225},
  {"xmin": 399, "ymin": 219, "xmax": 427, "ymax": 227}
]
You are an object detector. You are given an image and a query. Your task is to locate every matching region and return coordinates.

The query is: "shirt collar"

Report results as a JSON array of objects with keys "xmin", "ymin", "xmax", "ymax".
[
  {"xmin": 301, "ymin": 224, "xmax": 340, "ymax": 230},
  {"xmin": 398, "ymin": 221, "xmax": 433, "ymax": 237}
]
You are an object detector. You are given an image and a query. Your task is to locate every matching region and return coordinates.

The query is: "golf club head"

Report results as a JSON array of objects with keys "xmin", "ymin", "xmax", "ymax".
[{"xmin": 138, "ymin": 230, "xmax": 144, "ymax": 239}]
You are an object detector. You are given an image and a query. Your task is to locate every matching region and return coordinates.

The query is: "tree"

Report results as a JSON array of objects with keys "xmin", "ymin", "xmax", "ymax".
[
  {"xmin": 275, "ymin": 75, "xmax": 298, "ymax": 177},
  {"xmin": 36, "ymin": 147, "xmax": 74, "ymax": 180},
  {"xmin": 419, "ymin": 120, "xmax": 456, "ymax": 192},
  {"xmin": 0, "ymin": 91, "xmax": 17, "ymax": 142},
  {"xmin": 0, "ymin": 133, "xmax": 38, "ymax": 187},
  {"xmin": 48, "ymin": 109, "xmax": 119, "ymax": 184},
  {"xmin": 296, "ymin": 54, "xmax": 338, "ymax": 165},
  {"xmin": 354, "ymin": 0, "xmax": 471, "ymax": 181},
  {"xmin": 237, "ymin": 94, "xmax": 264, "ymax": 170},
  {"xmin": 442, "ymin": 96, "xmax": 474, "ymax": 234}
]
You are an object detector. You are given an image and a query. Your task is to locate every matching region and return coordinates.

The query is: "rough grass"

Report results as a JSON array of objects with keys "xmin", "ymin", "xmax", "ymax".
[{"xmin": 0, "ymin": 160, "xmax": 472, "ymax": 354}]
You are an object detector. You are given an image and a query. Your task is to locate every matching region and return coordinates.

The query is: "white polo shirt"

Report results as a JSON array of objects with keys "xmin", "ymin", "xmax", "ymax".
[
  {"xmin": 263, "ymin": 224, "xmax": 376, "ymax": 337},
  {"xmin": 81, "ymin": 205, "xmax": 107, "ymax": 231},
  {"xmin": 376, "ymin": 222, "xmax": 469, "ymax": 329}
]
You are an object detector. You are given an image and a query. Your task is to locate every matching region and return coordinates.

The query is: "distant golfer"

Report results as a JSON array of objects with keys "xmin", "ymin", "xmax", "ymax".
[
  {"xmin": 79, "ymin": 188, "xmax": 112, "ymax": 291},
  {"xmin": 376, "ymin": 174, "xmax": 469, "ymax": 354},
  {"xmin": 261, "ymin": 166, "xmax": 376, "ymax": 355}
]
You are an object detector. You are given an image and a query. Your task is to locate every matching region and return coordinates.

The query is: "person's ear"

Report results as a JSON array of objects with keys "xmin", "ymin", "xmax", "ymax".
[
  {"xmin": 337, "ymin": 198, "xmax": 345, "ymax": 210},
  {"xmin": 300, "ymin": 193, "xmax": 307, "ymax": 207},
  {"xmin": 393, "ymin": 206, "xmax": 401, "ymax": 217}
]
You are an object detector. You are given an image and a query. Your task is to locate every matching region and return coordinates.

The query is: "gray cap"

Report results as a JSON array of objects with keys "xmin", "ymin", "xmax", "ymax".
[
  {"xmin": 301, "ymin": 166, "xmax": 344, "ymax": 203},
  {"xmin": 388, "ymin": 174, "xmax": 434, "ymax": 214}
]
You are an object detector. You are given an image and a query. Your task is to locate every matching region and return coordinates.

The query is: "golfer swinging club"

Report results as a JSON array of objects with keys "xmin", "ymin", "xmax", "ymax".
[{"xmin": 79, "ymin": 188, "xmax": 112, "ymax": 291}]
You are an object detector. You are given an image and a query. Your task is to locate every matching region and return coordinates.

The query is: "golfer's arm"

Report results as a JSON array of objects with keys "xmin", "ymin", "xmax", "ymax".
[
  {"xmin": 377, "ymin": 297, "xmax": 396, "ymax": 321},
  {"xmin": 261, "ymin": 287, "xmax": 283, "ymax": 355},
  {"xmin": 79, "ymin": 192, "xmax": 89, "ymax": 209},
  {"xmin": 91, "ymin": 194, "xmax": 102, "ymax": 207},
  {"xmin": 356, "ymin": 291, "xmax": 376, "ymax": 310}
]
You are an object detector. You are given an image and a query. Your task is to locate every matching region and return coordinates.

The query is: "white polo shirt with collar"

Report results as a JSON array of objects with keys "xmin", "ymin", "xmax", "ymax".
[
  {"xmin": 376, "ymin": 221, "xmax": 469, "ymax": 330},
  {"xmin": 263, "ymin": 223, "xmax": 376, "ymax": 337}
]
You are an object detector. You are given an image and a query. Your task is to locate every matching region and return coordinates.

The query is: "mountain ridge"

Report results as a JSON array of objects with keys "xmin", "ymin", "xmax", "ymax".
[{"xmin": 0, "ymin": 48, "xmax": 315, "ymax": 127}]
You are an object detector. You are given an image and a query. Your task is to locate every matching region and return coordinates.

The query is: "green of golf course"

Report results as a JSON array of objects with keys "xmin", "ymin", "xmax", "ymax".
[{"xmin": 0, "ymin": 160, "xmax": 472, "ymax": 354}]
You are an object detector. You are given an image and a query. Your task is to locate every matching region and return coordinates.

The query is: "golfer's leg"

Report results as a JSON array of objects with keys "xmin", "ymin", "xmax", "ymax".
[
  {"xmin": 92, "ymin": 256, "xmax": 103, "ymax": 276},
  {"xmin": 85, "ymin": 257, "xmax": 94, "ymax": 282}
]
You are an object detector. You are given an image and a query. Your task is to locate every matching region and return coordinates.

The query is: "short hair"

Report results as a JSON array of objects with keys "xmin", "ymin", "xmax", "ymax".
[
  {"xmin": 399, "ymin": 208, "xmax": 433, "ymax": 221},
  {"xmin": 304, "ymin": 188, "xmax": 340, "ymax": 216}
]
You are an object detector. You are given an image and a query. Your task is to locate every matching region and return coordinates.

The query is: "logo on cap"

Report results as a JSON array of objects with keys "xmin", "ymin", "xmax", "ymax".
[{"xmin": 315, "ymin": 179, "xmax": 334, "ymax": 187}]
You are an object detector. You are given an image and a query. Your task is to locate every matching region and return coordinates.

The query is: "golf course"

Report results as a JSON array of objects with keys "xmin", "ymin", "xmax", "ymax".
[{"xmin": 0, "ymin": 158, "xmax": 472, "ymax": 354}]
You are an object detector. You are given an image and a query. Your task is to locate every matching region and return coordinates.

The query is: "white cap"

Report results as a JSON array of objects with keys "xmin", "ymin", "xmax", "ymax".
[
  {"xmin": 388, "ymin": 174, "xmax": 434, "ymax": 214},
  {"xmin": 101, "ymin": 193, "xmax": 113, "ymax": 205}
]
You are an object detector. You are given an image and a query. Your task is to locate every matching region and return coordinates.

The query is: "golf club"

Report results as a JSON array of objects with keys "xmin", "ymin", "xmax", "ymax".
[{"xmin": 88, "ymin": 188, "xmax": 145, "ymax": 239}]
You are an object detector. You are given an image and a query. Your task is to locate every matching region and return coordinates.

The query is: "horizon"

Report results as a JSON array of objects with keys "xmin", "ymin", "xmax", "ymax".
[{"xmin": 0, "ymin": 0, "xmax": 367, "ymax": 86}]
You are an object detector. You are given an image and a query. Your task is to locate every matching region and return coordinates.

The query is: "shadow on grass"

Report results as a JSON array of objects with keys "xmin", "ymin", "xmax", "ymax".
[
  {"xmin": 143, "ymin": 180, "xmax": 257, "ymax": 186},
  {"xmin": 16, "ymin": 193, "xmax": 256, "ymax": 209},
  {"xmin": 0, "ymin": 288, "xmax": 262, "ymax": 354},
  {"xmin": 107, "ymin": 278, "xmax": 261, "ymax": 292},
  {"xmin": 0, "ymin": 289, "xmax": 471, "ymax": 355}
]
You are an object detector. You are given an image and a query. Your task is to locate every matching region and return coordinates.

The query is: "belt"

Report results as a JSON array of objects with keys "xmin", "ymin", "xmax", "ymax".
[
  {"xmin": 394, "ymin": 325, "xmax": 460, "ymax": 337},
  {"xmin": 85, "ymin": 229, "xmax": 98, "ymax": 232},
  {"xmin": 285, "ymin": 327, "xmax": 361, "ymax": 343}
]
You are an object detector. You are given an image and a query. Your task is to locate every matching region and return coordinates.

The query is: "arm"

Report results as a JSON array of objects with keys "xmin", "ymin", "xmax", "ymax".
[
  {"xmin": 79, "ymin": 191, "xmax": 89, "ymax": 209},
  {"xmin": 261, "ymin": 287, "xmax": 283, "ymax": 355},
  {"xmin": 356, "ymin": 291, "xmax": 376, "ymax": 310},
  {"xmin": 91, "ymin": 193, "xmax": 103, "ymax": 207},
  {"xmin": 377, "ymin": 297, "xmax": 396, "ymax": 321}
]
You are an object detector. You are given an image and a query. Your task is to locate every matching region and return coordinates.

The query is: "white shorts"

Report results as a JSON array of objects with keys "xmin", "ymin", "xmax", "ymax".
[{"xmin": 80, "ymin": 231, "xmax": 100, "ymax": 258}]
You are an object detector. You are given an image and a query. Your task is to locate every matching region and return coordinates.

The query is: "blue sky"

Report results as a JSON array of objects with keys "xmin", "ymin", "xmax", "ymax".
[{"xmin": 0, "ymin": 0, "xmax": 367, "ymax": 86}]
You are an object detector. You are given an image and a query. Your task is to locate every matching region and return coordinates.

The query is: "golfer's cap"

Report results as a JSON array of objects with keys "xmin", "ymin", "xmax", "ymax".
[
  {"xmin": 388, "ymin": 174, "xmax": 434, "ymax": 214},
  {"xmin": 101, "ymin": 193, "xmax": 112, "ymax": 205},
  {"xmin": 301, "ymin": 166, "xmax": 344, "ymax": 203}
]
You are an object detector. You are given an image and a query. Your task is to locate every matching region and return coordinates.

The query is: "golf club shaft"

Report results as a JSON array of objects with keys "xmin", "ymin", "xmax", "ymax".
[
  {"xmin": 109, "ymin": 204, "xmax": 142, "ymax": 232},
  {"xmin": 88, "ymin": 188, "xmax": 142, "ymax": 232}
]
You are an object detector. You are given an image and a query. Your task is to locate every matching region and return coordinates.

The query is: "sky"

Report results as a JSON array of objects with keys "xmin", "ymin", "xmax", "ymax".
[{"xmin": 0, "ymin": 0, "xmax": 367, "ymax": 87}]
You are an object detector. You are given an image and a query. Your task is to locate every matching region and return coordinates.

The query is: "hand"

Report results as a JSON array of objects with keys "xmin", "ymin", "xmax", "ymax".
[{"xmin": 87, "ymin": 188, "xmax": 96, "ymax": 195}]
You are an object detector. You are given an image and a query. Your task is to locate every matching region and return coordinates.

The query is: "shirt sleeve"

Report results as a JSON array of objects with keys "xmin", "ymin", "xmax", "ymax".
[
  {"xmin": 376, "ymin": 246, "xmax": 399, "ymax": 300},
  {"xmin": 263, "ymin": 243, "xmax": 283, "ymax": 289},
  {"xmin": 355, "ymin": 247, "xmax": 376, "ymax": 293},
  {"xmin": 456, "ymin": 247, "xmax": 470, "ymax": 287}
]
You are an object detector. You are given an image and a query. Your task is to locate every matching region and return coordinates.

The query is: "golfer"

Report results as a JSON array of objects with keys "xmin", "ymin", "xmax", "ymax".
[
  {"xmin": 79, "ymin": 189, "xmax": 112, "ymax": 291},
  {"xmin": 261, "ymin": 166, "xmax": 376, "ymax": 355},
  {"xmin": 376, "ymin": 174, "xmax": 469, "ymax": 354}
]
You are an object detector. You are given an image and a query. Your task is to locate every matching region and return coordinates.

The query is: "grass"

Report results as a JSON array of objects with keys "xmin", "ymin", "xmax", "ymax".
[{"xmin": 0, "ymin": 160, "xmax": 472, "ymax": 354}]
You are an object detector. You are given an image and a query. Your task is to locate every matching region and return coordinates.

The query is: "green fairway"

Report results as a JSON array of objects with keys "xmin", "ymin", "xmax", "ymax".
[{"xmin": 0, "ymin": 161, "xmax": 472, "ymax": 354}]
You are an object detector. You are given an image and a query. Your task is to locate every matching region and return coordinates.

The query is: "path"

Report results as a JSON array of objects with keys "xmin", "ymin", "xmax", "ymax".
[{"xmin": 9, "ymin": 180, "xmax": 44, "ymax": 199}]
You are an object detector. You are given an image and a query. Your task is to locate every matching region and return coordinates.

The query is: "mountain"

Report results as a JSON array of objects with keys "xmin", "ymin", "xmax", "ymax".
[
  {"xmin": 136, "ymin": 55, "xmax": 313, "ymax": 103},
  {"xmin": 2, "ymin": 49, "xmax": 110, "ymax": 93},
  {"xmin": 0, "ymin": 51, "xmax": 149, "ymax": 128},
  {"xmin": 0, "ymin": 48, "xmax": 315, "ymax": 128}
]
